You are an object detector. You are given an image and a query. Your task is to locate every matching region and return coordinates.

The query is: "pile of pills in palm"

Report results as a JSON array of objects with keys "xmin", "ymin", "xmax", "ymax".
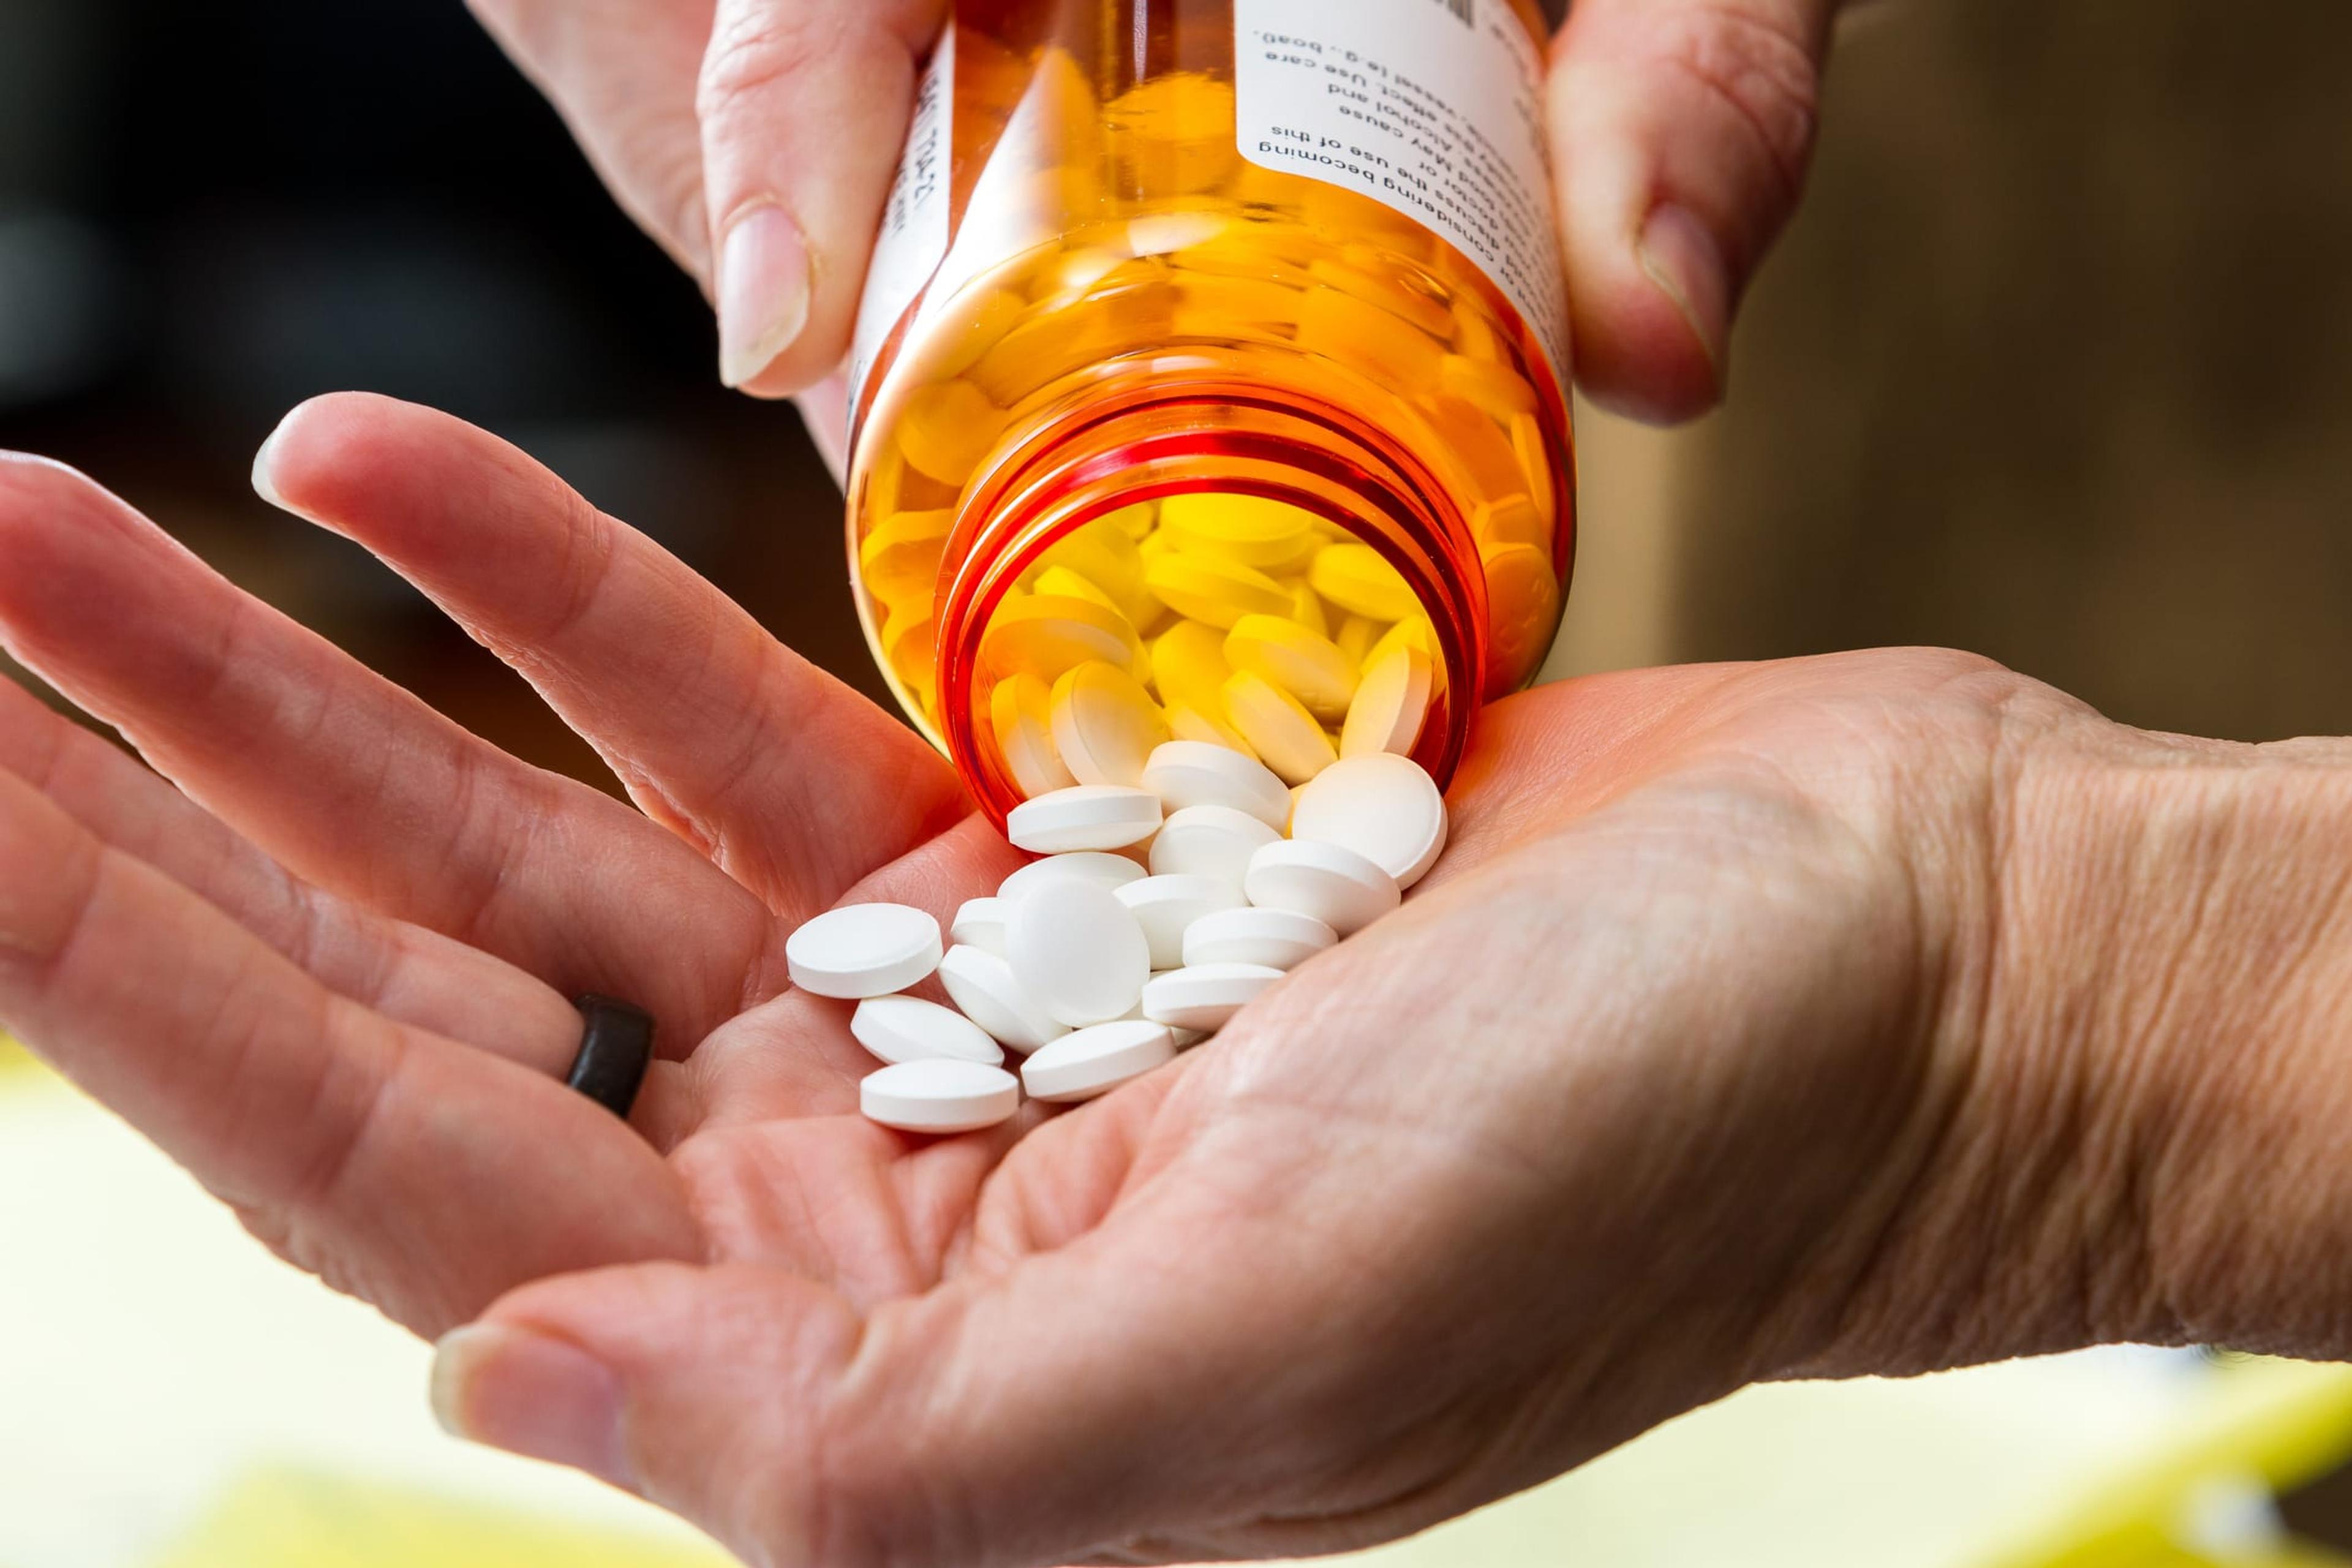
[{"xmin": 785, "ymin": 740, "xmax": 1448, "ymax": 1133}]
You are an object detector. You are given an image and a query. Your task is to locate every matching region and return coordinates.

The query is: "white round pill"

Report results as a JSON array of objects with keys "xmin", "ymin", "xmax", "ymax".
[
  {"xmin": 1243, "ymin": 839, "xmax": 1400, "ymax": 936},
  {"xmin": 1148, "ymin": 804, "xmax": 1283, "ymax": 883},
  {"xmin": 850, "ymin": 995, "xmax": 1005, "ymax": 1068},
  {"xmin": 937, "ymin": 945, "xmax": 1067, "ymax": 1054},
  {"xmin": 998, "ymin": 851, "xmax": 1148, "ymax": 905},
  {"xmin": 1115, "ymin": 873, "xmax": 1247, "ymax": 969},
  {"xmin": 785, "ymin": 903, "xmax": 943, "ymax": 999},
  {"xmin": 1291, "ymin": 753, "xmax": 1449, "ymax": 889},
  {"xmin": 1140, "ymin": 963, "xmax": 1285, "ymax": 1033},
  {"xmin": 1008, "ymin": 876, "xmax": 1153, "ymax": 1027},
  {"xmin": 949, "ymin": 897, "xmax": 1009, "ymax": 956},
  {"xmin": 860, "ymin": 1058, "xmax": 1022, "ymax": 1134},
  {"xmin": 1140, "ymin": 741, "xmax": 1291, "ymax": 830},
  {"xmin": 1182, "ymin": 906, "xmax": 1338, "ymax": 971},
  {"xmin": 1006, "ymin": 783, "xmax": 1164, "ymax": 853},
  {"xmin": 1022, "ymin": 1019, "xmax": 1178, "ymax": 1103}
]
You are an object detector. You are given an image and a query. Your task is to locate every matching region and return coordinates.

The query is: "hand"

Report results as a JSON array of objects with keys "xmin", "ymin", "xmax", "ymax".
[
  {"xmin": 18, "ymin": 396, "xmax": 2351, "ymax": 1564},
  {"xmin": 462, "ymin": 0, "xmax": 1847, "ymax": 426}
]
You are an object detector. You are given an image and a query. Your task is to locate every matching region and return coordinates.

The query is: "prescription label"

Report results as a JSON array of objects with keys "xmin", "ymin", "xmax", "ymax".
[
  {"xmin": 850, "ymin": 24, "xmax": 955, "ymax": 423},
  {"xmin": 1234, "ymin": 0, "xmax": 1568, "ymax": 388}
]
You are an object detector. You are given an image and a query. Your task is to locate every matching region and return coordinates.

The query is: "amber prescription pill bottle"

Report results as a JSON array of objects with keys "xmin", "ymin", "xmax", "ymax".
[{"xmin": 846, "ymin": 0, "xmax": 1574, "ymax": 821}]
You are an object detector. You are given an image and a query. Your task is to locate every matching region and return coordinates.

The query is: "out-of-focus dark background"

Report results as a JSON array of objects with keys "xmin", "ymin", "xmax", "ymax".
[{"xmin": 0, "ymin": 0, "xmax": 883, "ymax": 791}]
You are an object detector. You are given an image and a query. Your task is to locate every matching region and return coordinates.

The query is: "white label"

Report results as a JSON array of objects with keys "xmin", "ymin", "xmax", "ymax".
[
  {"xmin": 848, "ymin": 26, "xmax": 955, "ymax": 422},
  {"xmin": 1234, "ymin": 0, "xmax": 1568, "ymax": 386}
]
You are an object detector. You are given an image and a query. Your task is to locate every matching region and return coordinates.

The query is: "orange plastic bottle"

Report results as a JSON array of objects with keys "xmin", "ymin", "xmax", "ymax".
[{"xmin": 846, "ymin": 0, "xmax": 1572, "ymax": 821}]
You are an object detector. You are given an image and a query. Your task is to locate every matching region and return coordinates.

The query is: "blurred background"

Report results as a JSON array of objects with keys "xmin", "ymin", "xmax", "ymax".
[{"xmin": 6, "ymin": 0, "xmax": 2352, "ymax": 1564}]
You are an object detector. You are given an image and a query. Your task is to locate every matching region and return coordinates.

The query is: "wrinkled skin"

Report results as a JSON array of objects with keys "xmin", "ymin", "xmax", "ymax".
[{"xmin": 13, "ymin": 393, "xmax": 2320, "ymax": 1567}]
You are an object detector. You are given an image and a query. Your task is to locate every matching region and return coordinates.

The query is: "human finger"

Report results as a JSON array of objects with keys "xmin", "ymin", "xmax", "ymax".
[
  {"xmin": 0, "ymin": 453, "xmax": 771, "ymax": 1046},
  {"xmin": 1549, "ymin": 0, "xmax": 1842, "ymax": 421},
  {"xmin": 254, "ymin": 393, "xmax": 970, "ymax": 922},
  {"xmin": 696, "ymin": 0, "xmax": 947, "ymax": 394},
  {"xmin": 0, "ymin": 676, "xmax": 582, "ymax": 1072},
  {"xmin": 0, "ymin": 764, "xmax": 701, "ymax": 1336}
]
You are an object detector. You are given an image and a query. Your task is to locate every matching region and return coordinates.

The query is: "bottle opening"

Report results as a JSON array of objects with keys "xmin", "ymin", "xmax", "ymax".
[{"xmin": 933, "ymin": 379, "xmax": 1483, "ymax": 824}]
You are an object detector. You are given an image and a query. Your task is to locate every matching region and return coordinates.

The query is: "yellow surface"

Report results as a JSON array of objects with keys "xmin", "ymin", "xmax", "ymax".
[
  {"xmin": 149, "ymin": 1468, "xmax": 732, "ymax": 1568},
  {"xmin": 1305, "ymin": 1354, "xmax": 2352, "ymax": 1568},
  {"xmin": 1991, "ymin": 1356, "xmax": 2352, "ymax": 1568},
  {"xmin": 0, "ymin": 1033, "xmax": 34, "ymax": 1084}
]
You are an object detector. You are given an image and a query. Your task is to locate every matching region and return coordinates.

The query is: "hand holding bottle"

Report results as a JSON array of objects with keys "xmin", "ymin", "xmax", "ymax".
[{"xmin": 464, "ymin": 0, "xmax": 1845, "ymax": 424}]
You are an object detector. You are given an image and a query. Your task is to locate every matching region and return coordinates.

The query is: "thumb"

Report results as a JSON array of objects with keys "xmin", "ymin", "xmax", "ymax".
[
  {"xmin": 430, "ymin": 1252, "xmax": 1247, "ymax": 1567},
  {"xmin": 1548, "ymin": 0, "xmax": 1841, "ymax": 423},
  {"xmin": 426, "ymin": 1196, "xmax": 1466, "ymax": 1567},
  {"xmin": 698, "ymin": 0, "xmax": 948, "ymax": 398}
]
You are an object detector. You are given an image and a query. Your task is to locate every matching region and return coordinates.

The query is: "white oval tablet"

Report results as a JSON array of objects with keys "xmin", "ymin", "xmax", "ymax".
[
  {"xmin": 1140, "ymin": 963, "xmax": 1285, "ymax": 1033},
  {"xmin": 1022, "ymin": 1019, "xmax": 1178, "ymax": 1103},
  {"xmin": 1115, "ymin": 873, "xmax": 1248, "ymax": 969},
  {"xmin": 998, "ymin": 851, "xmax": 1147, "ymax": 905},
  {"xmin": 1006, "ymin": 784, "xmax": 1164, "ymax": 853},
  {"xmin": 786, "ymin": 903, "xmax": 943, "ymax": 999},
  {"xmin": 850, "ymin": 995, "xmax": 1005, "ymax": 1067},
  {"xmin": 1291, "ymin": 753, "xmax": 1448, "ymax": 889},
  {"xmin": 1139, "ymin": 741, "xmax": 1291, "ymax": 829},
  {"xmin": 1243, "ymin": 839, "xmax": 1400, "ymax": 936},
  {"xmin": 1148, "ymin": 804, "xmax": 1283, "ymax": 883},
  {"xmin": 1341, "ymin": 643, "xmax": 1435, "ymax": 759},
  {"xmin": 860, "ymin": 1058, "xmax": 1022, "ymax": 1134},
  {"xmin": 949, "ymin": 897, "xmax": 1009, "ymax": 956},
  {"xmin": 1008, "ymin": 877, "xmax": 1153, "ymax": 1027},
  {"xmin": 1182, "ymin": 906, "xmax": 1338, "ymax": 971},
  {"xmin": 937, "ymin": 944, "xmax": 1066, "ymax": 1054}
]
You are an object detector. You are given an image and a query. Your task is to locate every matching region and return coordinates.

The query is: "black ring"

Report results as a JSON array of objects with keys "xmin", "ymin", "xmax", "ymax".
[{"xmin": 568, "ymin": 996, "xmax": 654, "ymax": 1120}]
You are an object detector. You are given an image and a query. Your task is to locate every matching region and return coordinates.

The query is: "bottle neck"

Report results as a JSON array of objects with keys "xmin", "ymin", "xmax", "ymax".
[{"xmin": 937, "ymin": 374, "xmax": 1483, "ymax": 821}]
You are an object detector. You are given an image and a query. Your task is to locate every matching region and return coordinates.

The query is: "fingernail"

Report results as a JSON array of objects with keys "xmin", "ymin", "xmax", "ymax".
[
  {"xmin": 250, "ymin": 413, "xmax": 292, "ymax": 510},
  {"xmin": 1637, "ymin": 203, "xmax": 1731, "ymax": 391},
  {"xmin": 717, "ymin": 202, "xmax": 812, "ymax": 390},
  {"xmin": 431, "ymin": 1324, "xmax": 636, "ymax": 1490}
]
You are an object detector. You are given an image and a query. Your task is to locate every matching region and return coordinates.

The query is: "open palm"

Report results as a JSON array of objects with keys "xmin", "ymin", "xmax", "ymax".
[{"xmin": 0, "ymin": 394, "xmax": 2094, "ymax": 1566}]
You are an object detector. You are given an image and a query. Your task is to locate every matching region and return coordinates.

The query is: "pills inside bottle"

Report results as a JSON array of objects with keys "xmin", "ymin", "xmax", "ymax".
[{"xmin": 843, "ymin": 0, "xmax": 1574, "ymax": 823}]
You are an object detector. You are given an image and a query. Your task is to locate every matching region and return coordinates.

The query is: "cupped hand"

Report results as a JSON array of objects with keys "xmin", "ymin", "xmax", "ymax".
[
  {"xmin": 463, "ymin": 0, "xmax": 1845, "ymax": 426},
  {"xmin": 0, "ymin": 394, "xmax": 2129, "ymax": 1565}
]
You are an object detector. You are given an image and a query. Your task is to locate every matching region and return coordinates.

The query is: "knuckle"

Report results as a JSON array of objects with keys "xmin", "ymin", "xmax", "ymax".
[
  {"xmin": 696, "ymin": 6, "xmax": 845, "ymax": 118},
  {"xmin": 1650, "ymin": 2, "xmax": 1825, "ymax": 204}
]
